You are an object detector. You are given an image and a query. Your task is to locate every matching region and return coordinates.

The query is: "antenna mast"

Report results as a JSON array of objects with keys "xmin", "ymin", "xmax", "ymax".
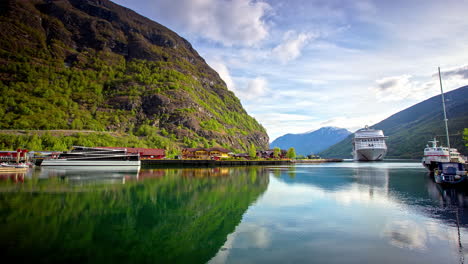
[{"xmin": 438, "ymin": 66, "xmax": 451, "ymax": 151}]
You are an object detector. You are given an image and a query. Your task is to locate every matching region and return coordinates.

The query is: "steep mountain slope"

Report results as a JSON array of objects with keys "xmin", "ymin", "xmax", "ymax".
[
  {"xmin": 320, "ymin": 86, "xmax": 468, "ymax": 158},
  {"xmin": 0, "ymin": 0, "xmax": 268, "ymax": 151},
  {"xmin": 270, "ymin": 127, "xmax": 351, "ymax": 155}
]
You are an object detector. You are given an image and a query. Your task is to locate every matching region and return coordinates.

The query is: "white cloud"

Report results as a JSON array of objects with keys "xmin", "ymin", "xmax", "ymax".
[
  {"xmin": 371, "ymin": 66, "xmax": 468, "ymax": 102},
  {"xmin": 440, "ymin": 64, "xmax": 468, "ymax": 79},
  {"xmin": 371, "ymin": 75, "xmax": 428, "ymax": 102},
  {"xmin": 143, "ymin": 0, "xmax": 271, "ymax": 46},
  {"xmin": 244, "ymin": 77, "xmax": 268, "ymax": 99},
  {"xmin": 207, "ymin": 59, "xmax": 235, "ymax": 91},
  {"xmin": 272, "ymin": 31, "xmax": 314, "ymax": 63}
]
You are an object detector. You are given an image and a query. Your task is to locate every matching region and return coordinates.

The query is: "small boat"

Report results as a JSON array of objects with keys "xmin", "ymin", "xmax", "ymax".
[
  {"xmin": 41, "ymin": 146, "xmax": 141, "ymax": 167},
  {"xmin": 434, "ymin": 162, "xmax": 467, "ymax": 184},
  {"xmin": 1, "ymin": 162, "xmax": 32, "ymax": 168}
]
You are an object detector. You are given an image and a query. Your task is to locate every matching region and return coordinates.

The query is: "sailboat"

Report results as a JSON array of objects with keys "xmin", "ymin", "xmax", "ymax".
[{"xmin": 425, "ymin": 67, "xmax": 467, "ymax": 184}]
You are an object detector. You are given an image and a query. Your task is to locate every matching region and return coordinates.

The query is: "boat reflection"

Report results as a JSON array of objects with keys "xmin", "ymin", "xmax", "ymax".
[
  {"xmin": 39, "ymin": 166, "xmax": 140, "ymax": 185},
  {"xmin": 426, "ymin": 178, "xmax": 468, "ymax": 228}
]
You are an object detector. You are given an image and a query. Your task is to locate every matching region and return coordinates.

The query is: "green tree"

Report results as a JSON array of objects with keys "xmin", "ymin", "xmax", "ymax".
[
  {"xmin": 273, "ymin": 147, "xmax": 281, "ymax": 159},
  {"xmin": 248, "ymin": 143, "xmax": 257, "ymax": 159},
  {"xmin": 287, "ymin": 147, "xmax": 296, "ymax": 159}
]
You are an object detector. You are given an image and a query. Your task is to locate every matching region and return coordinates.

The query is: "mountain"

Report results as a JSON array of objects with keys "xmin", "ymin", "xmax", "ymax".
[
  {"xmin": 320, "ymin": 85, "xmax": 468, "ymax": 158},
  {"xmin": 0, "ymin": 0, "xmax": 268, "ymax": 151},
  {"xmin": 270, "ymin": 127, "xmax": 352, "ymax": 156}
]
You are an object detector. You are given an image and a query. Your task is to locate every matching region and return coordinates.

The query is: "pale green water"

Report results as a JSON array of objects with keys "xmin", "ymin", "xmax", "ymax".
[{"xmin": 0, "ymin": 162, "xmax": 466, "ymax": 263}]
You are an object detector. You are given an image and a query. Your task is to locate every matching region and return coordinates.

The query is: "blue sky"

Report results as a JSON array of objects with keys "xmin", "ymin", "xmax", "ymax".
[{"xmin": 113, "ymin": 0, "xmax": 468, "ymax": 141}]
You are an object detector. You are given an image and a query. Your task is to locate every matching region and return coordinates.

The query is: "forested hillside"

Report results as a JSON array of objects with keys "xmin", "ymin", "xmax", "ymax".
[
  {"xmin": 0, "ymin": 0, "xmax": 268, "ymax": 152},
  {"xmin": 320, "ymin": 86, "xmax": 468, "ymax": 159}
]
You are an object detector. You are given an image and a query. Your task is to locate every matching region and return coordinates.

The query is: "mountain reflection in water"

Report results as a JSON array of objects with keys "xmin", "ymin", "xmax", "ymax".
[{"xmin": 0, "ymin": 167, "xmax": 269, "ymax": 264}]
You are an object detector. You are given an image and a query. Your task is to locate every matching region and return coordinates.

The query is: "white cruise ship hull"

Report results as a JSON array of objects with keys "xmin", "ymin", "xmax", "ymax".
[
  {"xmin": 41, "ymin": 159, "xmax": 141, "ymax": 166},
  {"xmin": 354, "ymin": 148, "xmax": 387, "ymax": 161}
]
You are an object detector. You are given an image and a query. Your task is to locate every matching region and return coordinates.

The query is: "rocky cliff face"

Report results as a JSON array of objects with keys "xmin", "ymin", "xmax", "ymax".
[{"xmin": 0, "ymin": 0, "xmax": 269, "ymax": 150}]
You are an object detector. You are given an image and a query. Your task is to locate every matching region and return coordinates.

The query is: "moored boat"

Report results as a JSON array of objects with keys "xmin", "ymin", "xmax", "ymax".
[
  {"xmin": 423, "ymin": 67, "xmax": 467, "ymax": 178},
  {"xmin": 434, "ymin": 162, "xmax": 467, "ymax": 184},
  {"xmin": 422, "ymin": 138, "xmax": 466, "ymax": 171},
  {"xmin": 41, "ymin": 146, "xmax": 141, "ymax": 167},
  {"xmin": 352, "ymin": 126, "xmax": 387, "ymax": 161}
]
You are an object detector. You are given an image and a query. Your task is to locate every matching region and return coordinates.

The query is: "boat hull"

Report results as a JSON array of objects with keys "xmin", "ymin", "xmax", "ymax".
[
  {"xmin": 422, "ymin": 161, "xmax": 439, "ymax": 171},
  {"xmin": 41, "ymin": 160, "xmax": 141, "ymax": 166},
  {"xmin": 434, "ymin": 174, "xmax": 466, "ymax": 184},
  {"xmin": 354, "ymin": 148, "xmax": 387, "ymax": 161}
]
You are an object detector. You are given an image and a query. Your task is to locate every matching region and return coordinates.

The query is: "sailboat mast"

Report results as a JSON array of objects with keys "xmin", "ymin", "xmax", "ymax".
[{"xmin": 438, "ymin": 66, "xmax": 451, "ymax": 151}]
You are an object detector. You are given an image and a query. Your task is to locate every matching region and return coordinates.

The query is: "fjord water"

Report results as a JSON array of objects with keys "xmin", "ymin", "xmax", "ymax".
[{"xmin": 0, "ymin": 163, "xmax": 467, "ymax": 263}]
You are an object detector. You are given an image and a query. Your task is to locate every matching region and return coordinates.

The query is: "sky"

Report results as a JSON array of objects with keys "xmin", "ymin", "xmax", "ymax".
[{"xmin": 113, "ymin": 0, "xmax": 468, "ymax": 141}]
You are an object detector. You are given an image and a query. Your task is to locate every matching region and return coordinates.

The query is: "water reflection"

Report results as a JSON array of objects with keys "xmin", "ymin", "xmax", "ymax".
[
  {"xmin": 210, "ymin": 163, "xmax": 467, "ymax": 264},
  {"xmin": 3, "ymin": 163, "xmax": 468, "ymax": 263},
  {"xmin": 0, "ymin": 167, "xmax": 269, "ymax": 263}
]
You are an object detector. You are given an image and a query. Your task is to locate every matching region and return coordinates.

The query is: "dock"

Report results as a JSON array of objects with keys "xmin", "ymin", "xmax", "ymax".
[{"xmin": 0, "ymin": 167, "xmax": 29, "ymax": 173}]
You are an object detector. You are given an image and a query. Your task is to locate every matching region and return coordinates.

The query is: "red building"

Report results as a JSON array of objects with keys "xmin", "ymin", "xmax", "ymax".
[{"xmin": 0, "ymin": 149, "xmax": 29, "ymax": 162}]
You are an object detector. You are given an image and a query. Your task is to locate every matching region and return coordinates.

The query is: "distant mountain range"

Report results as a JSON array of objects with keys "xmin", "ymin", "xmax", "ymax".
[
  {"xmin": 270, "ymin": 127, "xmax": 351, "ymax": 156},
  {"xmin": 320, "ymin": 85, "xmax": 468, "ymax": 159}
]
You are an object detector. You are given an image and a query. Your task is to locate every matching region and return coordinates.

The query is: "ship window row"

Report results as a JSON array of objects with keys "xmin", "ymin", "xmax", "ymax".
[
  {"xmin": 425, "ymin": 148, "xmax": 449, "ymax": 151},
  {"xmin": 355, "ymin": 142, "xmax": 386, "ymax": 148}
]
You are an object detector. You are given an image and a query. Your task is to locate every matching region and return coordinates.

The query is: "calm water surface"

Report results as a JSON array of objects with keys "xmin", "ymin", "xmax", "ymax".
[{"xmin": 1, "ymin": 162, "xmax": 467, "ymax": 263}]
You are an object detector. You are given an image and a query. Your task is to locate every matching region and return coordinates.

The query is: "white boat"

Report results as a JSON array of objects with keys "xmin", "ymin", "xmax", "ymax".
[
  {"xmin": 352, "ymin": 126, "xmax": 387, "ymax": 161},
  {"xmin": 422, "ymin": 67, "xmax": 467, "ymax": 173},
  {"xmin": 41, "ymin": 146, "xmax": 141, "ymax": 166},
  {"xmin": 1, "ymin": 162, "xmax": 33, "ymax": 168},
  {"xmin": 422, "ymin": 138, "xmax": 466, "ymax": 171}
]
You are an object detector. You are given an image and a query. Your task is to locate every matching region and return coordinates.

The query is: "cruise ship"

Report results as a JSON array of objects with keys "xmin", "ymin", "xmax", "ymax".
[
  {"xmin": 352, "ymin": 126, "xmax": 387, "ymax": 161},
  {"xmin": 41, "ymin": 146, "xmax": 141, "ymax": 166}
]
